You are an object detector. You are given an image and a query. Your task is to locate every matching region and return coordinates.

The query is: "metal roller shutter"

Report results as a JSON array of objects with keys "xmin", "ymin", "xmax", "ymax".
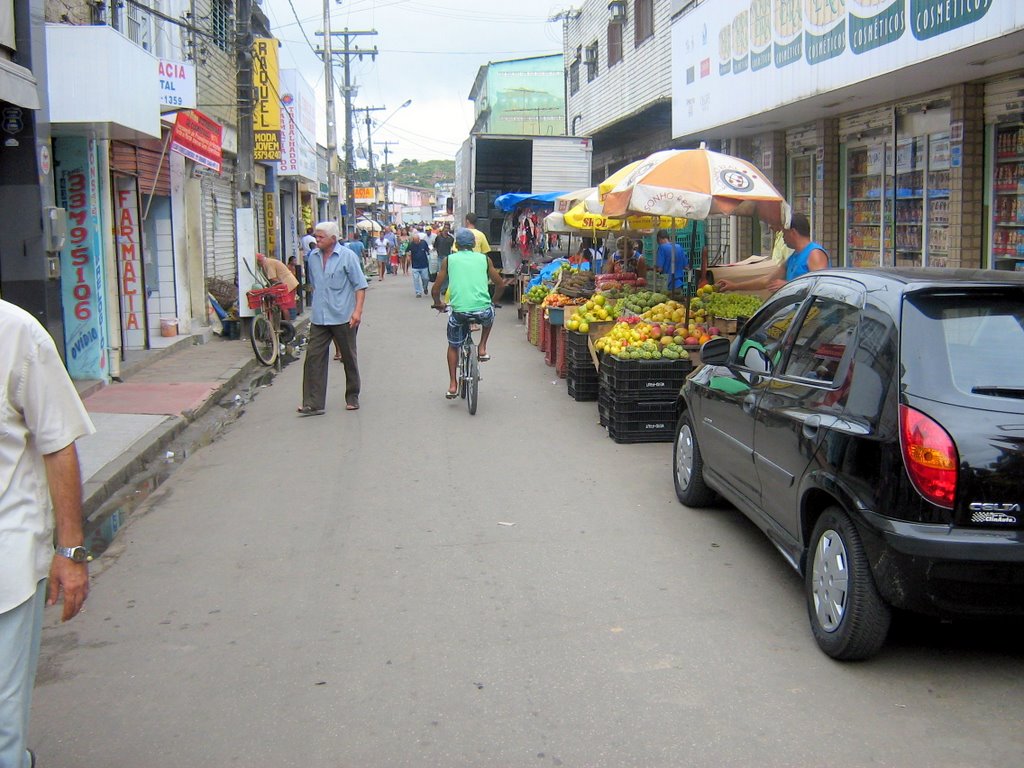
[
  {"xmin": 202, "ymin": 158, "xmax": 237, "ymax": 280},
  {"xmin": 985, "ymin": 72, "xmax": 1024, "ymax": 124},
  {"xmin": 111, "ymin": 139, "xmax": 171, "ymax": 198}
]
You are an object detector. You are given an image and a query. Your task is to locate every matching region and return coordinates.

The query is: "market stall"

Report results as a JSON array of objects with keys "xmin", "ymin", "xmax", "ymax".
[{"xmin": 520, "ymin": 146, "xmax": 787, "ymax": 444}]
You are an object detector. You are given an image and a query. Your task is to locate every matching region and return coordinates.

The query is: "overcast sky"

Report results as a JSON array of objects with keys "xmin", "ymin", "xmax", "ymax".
[{"xmin": 261, "ymin": 0, "xmax": 569, "ymax": 166}]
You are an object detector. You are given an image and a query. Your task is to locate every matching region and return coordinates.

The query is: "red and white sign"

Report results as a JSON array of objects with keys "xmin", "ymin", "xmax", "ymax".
[{"xmin": 170, "ymin": 110, "xmax": 223, "ymax": 173}]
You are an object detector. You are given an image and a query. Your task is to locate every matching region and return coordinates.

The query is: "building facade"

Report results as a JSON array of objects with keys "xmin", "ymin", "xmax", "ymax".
[
  {"xmin": 563, "ymin": 0, "xmax": 676, "ymax": 183},
  {"xmin": 670, "ymin": 0, "xmax": 1024, "ymax": 270}
]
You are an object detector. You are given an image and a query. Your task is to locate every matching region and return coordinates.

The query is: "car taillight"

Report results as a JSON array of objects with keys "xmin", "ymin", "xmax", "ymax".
[{"xmin": 899, "ymin": 404, "xmax": 958, "ymax": 509}]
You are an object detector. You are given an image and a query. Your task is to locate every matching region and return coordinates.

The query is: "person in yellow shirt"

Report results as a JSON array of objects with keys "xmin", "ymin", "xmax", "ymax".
[{"xmin": 463, "ymin": 212, "xmax": 491, "ymax": 255}]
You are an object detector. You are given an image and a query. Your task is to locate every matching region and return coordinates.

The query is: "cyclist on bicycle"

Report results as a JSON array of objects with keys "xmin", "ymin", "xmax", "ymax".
[{"xmin": 431, "ymin": 228, "xmax": 505, "ymax": 399}]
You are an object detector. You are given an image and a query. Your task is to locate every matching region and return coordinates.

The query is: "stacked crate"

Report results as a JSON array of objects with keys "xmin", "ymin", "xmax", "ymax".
[
  {"xmin": 598, "ymin": 357, "xmax": 693, "ymax": 443},
  {"xmin": 565, "ymin": 331, "xmax": 599, "ymax": 401},
  {"xmin": 527, "ymin": 303, "xmax": 542, "ymax": 346}
]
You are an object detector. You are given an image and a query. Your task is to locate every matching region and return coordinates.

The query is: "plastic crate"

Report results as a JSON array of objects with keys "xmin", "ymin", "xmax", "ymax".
[
  {"xmin": 598, "ymin": 393, "xmax": 678, "ymax": 444},
  {"xmin": 246, "ymin": 283, "xmax": 293, "ymax": 310},
  {"xmin": 555, "ymin": 327, "xmax": 568, "ymax": 378},
  {"xmin": 564, "ymin": 330, "xmax": 592, "ymax": 366},
  {"xmin": 599, "ymin": 356, "xmax": 694, "ymax": 400},
  {"xmin": 544, "ymin": 321, "xmax": 559, "ymax": 366},
  {"xmin": 527, "ymin": 303, "xmax": 542, "ymax": 346},
  {"xmin": 567, "ymin": 374, "xmax": 599, "ymax": 402}
]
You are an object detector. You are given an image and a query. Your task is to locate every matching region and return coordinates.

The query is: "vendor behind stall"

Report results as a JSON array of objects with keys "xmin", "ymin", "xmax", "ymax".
[
  {"xmin": 717, "ymin": 213, "xmax": 827, "ymax": 293},
  {"xmin": 603, "ymin": 236, "xmax": 648, "ymax": 280},
  {"xmin": 654, "ymin": 229, "xmax": 689, "ymax": 290}
]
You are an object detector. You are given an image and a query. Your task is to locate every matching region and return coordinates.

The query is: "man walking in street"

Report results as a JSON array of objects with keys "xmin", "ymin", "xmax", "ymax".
[
  {"xmin": 347, "ymin": 230, "xmax": 366, "ymax": 270},
  {"xmin": 408, "ymin": 230, "xmax": 432, "ymax": 297},
  {"xmin": 431, "ymin": 228, "xmax": 505, "ymax": 399},
  {"xmin": 372, "ymin": 231, "xmax": 390, "ymax": 282},
  {"xmin": 463, "ymin": 212, "xmax": 491, "ymax": 256},
  {"xmin": 300, "ymin": 226, "xmax": 316, "ymax": 255},
  {"xmin": 298, "ymin": 221, "xmax": 368, "ymax": 415},
  {"xmin": 1, "ymin": 299, "xmax": 95, "ymax": 768}
]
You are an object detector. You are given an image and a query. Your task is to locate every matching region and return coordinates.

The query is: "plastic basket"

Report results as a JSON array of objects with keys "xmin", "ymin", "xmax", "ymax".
[
  {"xmin": 246, "ymin": 283, "xmax": 294, "ymax": 310},
  {"xmin": 565, "ymin": 331, "xmax": 592, "ymax": 366},
  {"xmin": 599, "ymin": 356, "xmax": 694, "ymax": 400}
]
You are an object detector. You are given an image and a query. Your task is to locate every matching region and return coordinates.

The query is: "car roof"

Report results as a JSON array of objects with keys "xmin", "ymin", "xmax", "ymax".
[{"xmin": 794, "ymin": 267, "xmax": 1024, "ymax": 292}]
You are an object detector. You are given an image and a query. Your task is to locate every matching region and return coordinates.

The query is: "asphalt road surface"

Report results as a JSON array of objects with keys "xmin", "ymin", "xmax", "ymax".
[{"xmin": 31, "ymin": 275, "xmax": 1024, "ymax": 767}]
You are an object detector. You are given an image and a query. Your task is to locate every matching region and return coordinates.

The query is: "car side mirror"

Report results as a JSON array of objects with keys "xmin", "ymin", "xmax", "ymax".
[{"xmin": 700, "ymin": 336, "xmax": 731, "ymax": 365}]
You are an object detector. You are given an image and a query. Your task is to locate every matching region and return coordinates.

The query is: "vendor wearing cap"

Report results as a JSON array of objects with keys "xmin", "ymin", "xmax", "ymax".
[
  {"xmin": 717, "ymin": 212, "xmax": 828, "ymax": 293},
  {"xmin": 431, "ymin": 228, "xmax": 505, "ymax": 399}
]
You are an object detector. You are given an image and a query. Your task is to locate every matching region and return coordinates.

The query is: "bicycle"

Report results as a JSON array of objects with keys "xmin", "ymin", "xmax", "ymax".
[
  {"xmin": 245, "ymin": 283, "xmax": 296, "ymax": 366},
  {"xmin": 433, "ymin": 303, "xmax": 481, "ymax": 415}
]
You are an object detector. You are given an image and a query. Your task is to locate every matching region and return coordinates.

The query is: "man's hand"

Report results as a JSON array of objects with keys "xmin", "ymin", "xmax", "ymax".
[{"xmin": 48, "ymin": 556, "xmax": 88, "ymax": 621}]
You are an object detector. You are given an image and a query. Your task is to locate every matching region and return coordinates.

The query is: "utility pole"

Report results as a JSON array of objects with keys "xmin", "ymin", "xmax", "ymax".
[
  {"xmin": 320, "ymin": 0, "xmax": 338, "ymax": 221},
  {"xmin": 317, "ymin": 26, "xmax": 377, "ymax": 232},
  {"xmin": 380, "ymin": 141, "xmax": 398, "ymax": 226},
  {"xmin": 362, "ymin": 106, "xmax": 386, "ymax": 219},
  {"xmin": 236, "ymin": 0, "xmax": 254, "ymax": 207}
]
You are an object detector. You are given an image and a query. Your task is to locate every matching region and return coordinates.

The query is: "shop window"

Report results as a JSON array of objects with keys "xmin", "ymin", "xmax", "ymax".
[
  {"xmin": 634, "ymin": 0, "xmax": 654, "ymax": 47},
  {"xmin": 607, "ymin": 23, "xmax": 623, "ymax": 67},
  {"xmin": 569, "ymin": 59, "xmax": 580, "ymax": 95},
  {"xmin": 585, "ymin": 42, "xmax": 599, "ymax": 82}
]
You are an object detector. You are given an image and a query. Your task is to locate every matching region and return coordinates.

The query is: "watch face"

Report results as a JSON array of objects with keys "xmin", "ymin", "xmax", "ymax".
[{"xmin": 60, "ymin": 546, "xmax": 88, "ymax": 563}]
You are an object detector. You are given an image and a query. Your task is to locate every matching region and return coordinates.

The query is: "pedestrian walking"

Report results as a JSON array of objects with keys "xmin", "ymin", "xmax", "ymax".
[
  {"xmin": 346, "ymin": 230, "xmax": 366, "ymax": 270},
  {"xmin": 298, "ymin": 222, "xmax": 368, "ymax": 416},
  {"xmin": 300, "ymin": 226, "xmax": 316, "ymax": 255},
  {"xmin": 1, "ymin": 299, "xmax": 95, "ymax": 768},
  {"xmin": 372, "ymin": 233, "xmax": 389, "ymax": 282},
  {"xmin": 407, "ymin": 230, "xmax": 432, "ymax": 297}
]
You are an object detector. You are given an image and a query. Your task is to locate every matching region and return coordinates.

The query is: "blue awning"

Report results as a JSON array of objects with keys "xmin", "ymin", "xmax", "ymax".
[{"xmin": 493, "ymin": 191, "xmax": 567, "ymax": 212}]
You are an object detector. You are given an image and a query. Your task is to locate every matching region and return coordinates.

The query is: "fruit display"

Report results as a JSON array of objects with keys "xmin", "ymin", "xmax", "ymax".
[
  {"xmin": 619, "ymin": 290, "xmax": 672, "ymax": 316},
  {"xmin": 705, "ymin": 288, "xmax": 764, "ymax": 320},
  {"xmin": 640, "ymin": 299, "xmax": 687, "ymax": 325},
  {"xmin": 554, "ymin": 269, "xmax": 597, "ymax": 298},
  {"xmin": 594, "ymin": 320, "xmax": 692, "ymax": 361},
  {"xmin": 524, "ymin": 285, "xmax": 550, "ymax": 305},
  {"xmin": 565, "ymin": 294, "xmax": 615, "ymax": 332},
  {"xmin": 541, "ymin": 292, "xmax": 587, "ymax": 308}
]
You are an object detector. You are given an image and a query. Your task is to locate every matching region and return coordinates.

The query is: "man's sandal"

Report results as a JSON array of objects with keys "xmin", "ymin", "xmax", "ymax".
[{"xmin": 296, "ymin": 406, "xmax": 325, "ymax": 416}]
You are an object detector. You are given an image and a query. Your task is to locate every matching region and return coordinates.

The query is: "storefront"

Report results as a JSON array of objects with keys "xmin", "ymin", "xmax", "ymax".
[{"xmin": 670, "ymin": 0, "xmax": 1024, "ymax": 271}]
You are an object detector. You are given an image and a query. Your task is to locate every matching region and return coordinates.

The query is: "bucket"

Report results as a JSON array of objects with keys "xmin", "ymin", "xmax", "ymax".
[{"xmin": 160, "ymin": 318, "xmax": 178, "ymax": 337}]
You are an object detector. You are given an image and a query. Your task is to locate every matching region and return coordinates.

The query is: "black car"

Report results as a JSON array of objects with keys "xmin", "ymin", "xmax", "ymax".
[{"xmin": 673, "ymin": 268, "xmax": 1024, "ymax": 660}]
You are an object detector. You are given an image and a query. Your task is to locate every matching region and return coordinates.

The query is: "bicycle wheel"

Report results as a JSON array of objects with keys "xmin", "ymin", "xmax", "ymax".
[
  {"xmin": 459, "ymin": 342, "xmax": 470, "ymax": 399},
  {"xmin": 250, "ymin": 314, "xmax": 278, "ymax": 365},
  {"xmin": 466, "ymin": 350, "xmax": 479, "ymax": 415}
]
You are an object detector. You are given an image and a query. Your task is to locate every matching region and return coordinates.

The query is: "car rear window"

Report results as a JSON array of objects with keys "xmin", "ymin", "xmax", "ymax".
[{"xmin": 904, "ymin": 292, "xmax": 1024, "ymax": 401}]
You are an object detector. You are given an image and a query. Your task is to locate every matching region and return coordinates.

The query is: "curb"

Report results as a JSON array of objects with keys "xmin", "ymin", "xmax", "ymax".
[{"xmin": 81, "ymin": 314, "xmax": 311, "ymax": 520}]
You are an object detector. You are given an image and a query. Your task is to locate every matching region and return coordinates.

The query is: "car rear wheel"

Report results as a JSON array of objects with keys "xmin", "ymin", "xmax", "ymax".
[
  {"xmin": 806, "ymin": 507, "xmax": 891, "ymax": 660},
  {"xmin": 673, "ymin": 410, "xmax": 716, "ymax": 508}
]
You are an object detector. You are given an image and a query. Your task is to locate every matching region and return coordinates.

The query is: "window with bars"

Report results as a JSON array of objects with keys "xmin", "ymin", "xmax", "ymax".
[
  {"xmin": 211, "ymin": 0, "xmax": 231, "ymax": 52},
  {"xmin": 634, "ymin": 0, "xmax": 654, "ymax": 47},
  {"xmin": 607, "ymin": 23, "xmax": 623, "ymax": 67},
  {"xmin": 569, "ymin": 58, "xmax": 580, "ymax": 95}
]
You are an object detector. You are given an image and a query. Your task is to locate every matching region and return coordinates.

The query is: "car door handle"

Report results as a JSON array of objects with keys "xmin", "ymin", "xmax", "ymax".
[
  {"xmin": 742, "ymin": 393, "xmax": 757, "ymax": 415},
  {"xmin": 802, "ymin": 414, "xmax": 821, "ymax": 439}
]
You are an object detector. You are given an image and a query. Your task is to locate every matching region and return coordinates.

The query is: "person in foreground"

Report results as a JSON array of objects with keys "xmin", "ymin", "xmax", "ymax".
[
  {"xmin": 1, "ymin": 298, "xmax": 96, "ymax": 768},
  {"xmin": 431, "ymin": 228, "xmax": 505, "ymax": 399},
  {"xmin": 717, "ymin": 212, "xmax": 828, "ymax": 293},
  {"xmin": 298, "ymin": 221, "xmax": 368, "ymax": 415}
]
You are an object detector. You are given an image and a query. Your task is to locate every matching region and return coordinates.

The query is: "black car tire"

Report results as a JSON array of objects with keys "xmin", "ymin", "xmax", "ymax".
[
  {"xmin": 673, "ymin": 410, "xmax": 717, "ymax": 508},
  {"xmin": 806, "ymin": 507, "xmax": 891, "ymax": 660}
]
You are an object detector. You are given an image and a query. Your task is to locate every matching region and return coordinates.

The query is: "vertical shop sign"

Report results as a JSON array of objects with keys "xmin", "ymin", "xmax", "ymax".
[
  {"xmin": 264, "ymin": 193, "xmax": 276, "ymax": 255},
  {"xmin": 115, "ymin": 178, "xmax": 146, "ymax": 350},
  {"xmin": 749, "ymin": 0, "xmax": 772, "ymax": 71},
  {"xmin": 253, "ymin": 38, "xmax": 282, "ymax": 161},
  {"xmin": 55, "ymin": 137, "xmax": 108, "ymax": 379},
  {"xmin": 773, "ymin": 0, "xmax": 803, "ymax": 68}
]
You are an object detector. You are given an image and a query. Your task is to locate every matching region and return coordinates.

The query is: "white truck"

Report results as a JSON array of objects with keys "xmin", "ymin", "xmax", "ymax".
[{"xmin": 454, "ymin": 134, "xmax": 592, "ymax": 273}]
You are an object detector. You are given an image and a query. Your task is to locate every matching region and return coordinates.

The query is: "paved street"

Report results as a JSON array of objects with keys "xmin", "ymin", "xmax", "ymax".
[{"xmin": 31, "ymin": 275, "xmax": 1024, "ymax": 768}]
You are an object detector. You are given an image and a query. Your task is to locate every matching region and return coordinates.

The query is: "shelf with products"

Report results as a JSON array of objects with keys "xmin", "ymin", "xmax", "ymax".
[
  {"xmin": 845, "ymin": 145, "xmax": 885, "ymax": 266},
  {"xmin": 992, "ymin": 125, "xmax": 1024, "ymax": 270}
]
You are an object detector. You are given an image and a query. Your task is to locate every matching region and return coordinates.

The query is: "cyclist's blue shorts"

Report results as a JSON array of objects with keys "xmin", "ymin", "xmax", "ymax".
[{"xmin": 447, "ymin": 307, "xmax": 494, "ymax": 347}]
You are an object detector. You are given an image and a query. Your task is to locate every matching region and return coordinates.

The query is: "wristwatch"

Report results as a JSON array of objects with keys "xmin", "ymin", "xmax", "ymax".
[{"xmin": 56, "ymin": 545, "xmax": 89, "ymax": 563}]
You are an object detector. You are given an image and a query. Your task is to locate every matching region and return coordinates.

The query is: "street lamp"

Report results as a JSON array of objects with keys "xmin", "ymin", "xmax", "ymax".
[{"xmin": 368, "ymin": 99, "xmax": 411, "ymax": 225}]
